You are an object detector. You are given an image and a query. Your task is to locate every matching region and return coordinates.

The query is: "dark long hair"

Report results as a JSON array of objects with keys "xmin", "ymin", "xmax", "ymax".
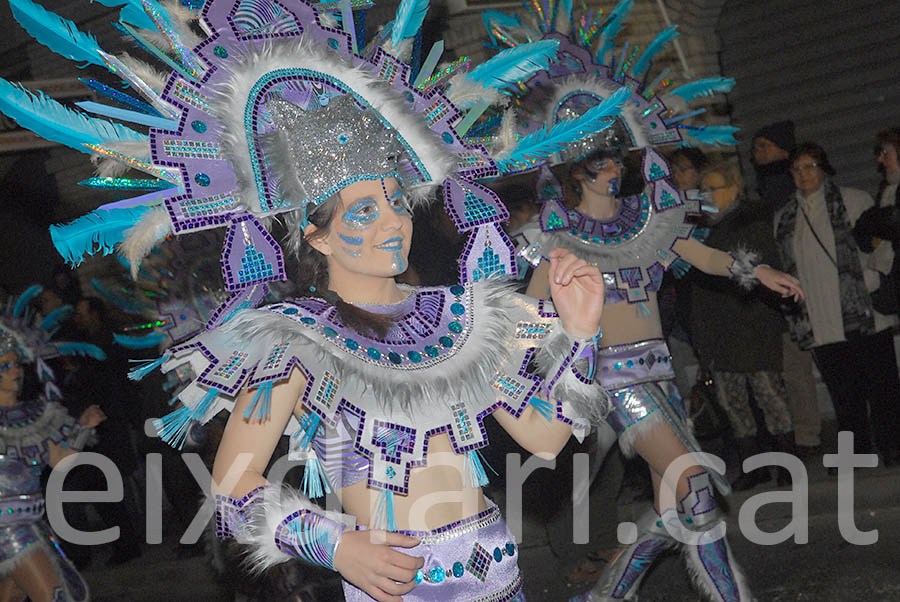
[{"xmin": 282, "ymin": 198, "xmax": 396, "ymax": 338}]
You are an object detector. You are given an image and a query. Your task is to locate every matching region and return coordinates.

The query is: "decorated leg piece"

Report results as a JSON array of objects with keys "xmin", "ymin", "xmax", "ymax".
[
  {"xmin": 678, "ymin": 472, "xmax": 755, "ymax": 602},
  {"xmin": 215, "ymin": 485, "xmax": 354, "ymax": 573},
  {"xmin": 569, "ymin": 507, "xmax": 676, "ymax": 601}
]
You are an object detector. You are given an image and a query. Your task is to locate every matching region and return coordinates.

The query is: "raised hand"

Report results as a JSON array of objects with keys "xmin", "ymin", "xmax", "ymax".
[
  {"xmin": 547, "ymin": 248, "xmax": 605, "ymax": 339},
  {"xmin": 333, "ymin": 530, "xmax": 425, "ymax": 602},
  {"xmin": 77, "ymin": 404, "xmax": 106, "ymax": 428},
  {"xmin": 755, "ymin": 265, "xmax": 804, "ymax": 302}
]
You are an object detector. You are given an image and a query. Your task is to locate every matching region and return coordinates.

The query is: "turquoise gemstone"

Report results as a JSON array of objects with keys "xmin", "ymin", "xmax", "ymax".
[
  {"xmin": 638, "ymin": 358, "xmax": 645, "ymax": 364},
  {"xmin": 323, "ymin": 327, "xmax": 337, "ymax": 338},
  {"xmin": 626, "ymin": 360, "xmax": 634, "ymax": 367},
  {"xmin": 407, "ymin": 351, "xmax": 422, "ymax": 363},
  {"xmin": 452, "ymin": 561, "xmax": 464, "ymax": 578},
  {"xmin": 213, "ymin": 45, "xmax": 227, "ymax": 58},
  {"xmin": 424, "ymin": 345, "xmax": 439, "ymax": 357},
  {"xmin": 367, "ymin": 348, "xmax": 381, "ymax": 360},
  {"xmin": 441, "ymin": 132, "xmax": 453, "ymax": 144},
  {"xmin": 388, "ymin": 352, "xmax": 402, "ymax": 364},
  {"xmin": 300, "ymin": 317, "xmax": 315, "ymax": 324},
  {"xmin": 191, "ymin": 120, "xmax": 206, "ymax": 133},
  {"xmin": 450, "ymin": 284, "xmax": 465, "ymax": 296},
  {"xmin": 345, "ymin": 339, "xmax": 359, "ymax": 350},
  {"xmin": 448, "ymin": 321, "xmax": 462, "ymax": 333},
  {"xmin": 194, "ymin": 172, "xmax": 210, "ymax": 186},
  {"xmin": 614, "ymin": 362, "xmax": 623, "ymax": 370},
  {"xmin": 505, "ymin": 542, "xmax": 515, "ymax": 556},
  {"xmin": 656, "ymin": 520, "xmax": 663, "ymax": 528},
  {"xmin": 430, "ymin": 566, "xmax": 445, "ymax": 583},
  {"xmin": 493, "ymin": 547, "xmax": 503, "ymax": 562},
  {"xmin": 327, "ymin": 38, "xmax": 339, "ymax": 49},
  {"xmin": 283, "ymin": 307, "xmax": 298, "ymax": 315},
  {"xmin": 450, "ymin": 302, "xmax": 465, "ymax": 315},
  {"xmin": 685, "ymin": 516, "xmax": 693, "ymax": 523},
  {"xmin": 439, "ymin": 336, "xmax": 453, "ymax": 348},
  {"xmin": 415, "ymin": 570, "xmax": 424, "ymax": 584}
]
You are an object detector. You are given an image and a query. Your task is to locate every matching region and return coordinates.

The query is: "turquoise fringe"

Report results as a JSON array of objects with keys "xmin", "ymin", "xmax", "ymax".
[
  {"xmin": 155, "ymin": 387, "xmax": 218, "ymax": 449},
  {"xmin": 528, "ymin": 396, "xmax": 554, "ymax": 421},
  {"xmin": 373, "ymin": 488, "xmax": 397, "ymax": 532},
  {"xmin": 296, "ymin": 412, "xmax": 322, "ymax": 449},
  {"xmin": 128, "ymin": 354, "xmax": 168, "ymax": 381},
  {"xmin": 301, "ymin": 454, "xmax": 332, "ymax": 499},
  {"xmin": 465, "ymin": 449, "xmax": 497, "ymax": 488},
  {"xmin": 243, "ymin": 381, "xmax": 273, "ymax": 421},
  {"xmin": 636, "ymin": 302, "xmax": 651, "ymax": 317}
]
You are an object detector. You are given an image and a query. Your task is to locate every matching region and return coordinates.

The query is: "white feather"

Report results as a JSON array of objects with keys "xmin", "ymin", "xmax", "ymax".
[
  {"xmin": 119, "ymin": 206, "xmax": 173, "ymax": 278},
  {"xmin": 161, "ymin": 0, "xmax": 202, "ymax": 48},
  {"xmin": 90, "ymin": 140, "xmax": 151, "ymax": 177},
  {"xmin": 212, "ymin": 36, "xmax": 457, "ymax": 214},
  {"xmin": 490, "ymin": 108, "xmax": 519, "ymax": 159},
  {"xmin": 446, "ymin": 72, "xmax": 505, "ymax": 109},
  {"xmin": 117, "ymin": 52, "xmax": 167, "ymax": 93}
]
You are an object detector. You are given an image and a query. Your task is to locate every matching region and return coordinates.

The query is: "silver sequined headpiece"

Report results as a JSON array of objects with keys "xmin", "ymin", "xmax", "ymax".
[
  {"xmin": 263, "ymin": 94, "xmax": 405, "ymax": 220},
  {"xmin": 0, "ymin": 327, "xmax": 19, "ymax": 357},
  {"xmin": 553, "ymin": 92, "xmax": 629, "ymax": 164}
]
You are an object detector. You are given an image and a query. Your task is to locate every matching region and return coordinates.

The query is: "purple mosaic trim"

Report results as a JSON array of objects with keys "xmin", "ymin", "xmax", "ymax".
[
  {"xmin": 214, "ymin": 485, "xmax": 266, "ymax": 539},
  {"xmin": 0, "ymin": 400, "xmax": 47, "ymax": 428},
  {"xmin": 678, "ymin": 471, "xmax": 717, "ymax": 519},
  {"xmin": 221, "ymin": 214, "xmax": 286, "ymax": 291}
]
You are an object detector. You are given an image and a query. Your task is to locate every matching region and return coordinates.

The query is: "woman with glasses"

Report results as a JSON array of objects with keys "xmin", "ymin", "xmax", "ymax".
[
  {"xmin": 691, "ymin": 161, "xmax": 795, "ymax": 490},
  {"xmin": 774, "ymin": 142, "xmax": 900, "ymax": 467}
]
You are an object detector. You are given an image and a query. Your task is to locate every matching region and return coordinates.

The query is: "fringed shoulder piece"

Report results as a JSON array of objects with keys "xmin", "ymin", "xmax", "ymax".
[{"xmin": 153, "ymin": 280, "xmax": 598, "ymax": 497}]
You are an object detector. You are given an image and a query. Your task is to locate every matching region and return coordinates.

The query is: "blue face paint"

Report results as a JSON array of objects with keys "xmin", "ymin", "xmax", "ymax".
[
  {"xmin": 338, "ymin": 233, "xmax": 363, "ymax": 246},
  {"xmin": 391, "ymin": 251, "xmax": 407, "ymax": 274},
  {"xmin": 607, "ymin": 177, "xmax": 620, "ymax": 196},
  {"xmin": 341, "ymin": 199, "xmax": 379, "ymax": 230},
  {"xmin": 341, "ymin": 247, "xmax": 362, "ymax": 258}
]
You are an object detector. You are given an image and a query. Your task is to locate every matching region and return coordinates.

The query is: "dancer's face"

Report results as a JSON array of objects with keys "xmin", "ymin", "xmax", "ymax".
[
  {"xmin": 575, "ymin": 155, "xmax": 623, "ymax": 197},
  {"xmin": 0, "ymin": 352, "xmax": 23, "ymax": 397},
  {"xmin": 306, "ymin": 177, "xmax": 412, "ymax": 280}
]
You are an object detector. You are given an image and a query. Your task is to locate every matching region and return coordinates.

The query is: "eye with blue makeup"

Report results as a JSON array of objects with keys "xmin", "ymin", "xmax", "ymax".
[{"xmin": 341, "ymin": 199, "xmax": 379, "ymax": 230}]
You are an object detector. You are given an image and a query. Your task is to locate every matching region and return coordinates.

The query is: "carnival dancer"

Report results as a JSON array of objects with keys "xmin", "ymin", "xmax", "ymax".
[
  {"xmin": 0, "ymin": 285, "xmax": 106, "ymax": 602},
  {"xmin": 0, "ymin": 0, "xmax": 646, "ymax": 600},
  {"xmin": 489, "ymin": 2, "xmax": 803, "ymax": 600}
]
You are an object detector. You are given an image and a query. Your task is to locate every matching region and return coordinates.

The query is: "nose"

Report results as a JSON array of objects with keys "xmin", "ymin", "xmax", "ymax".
[{"xmin": 378, "ymin": 195, "xmax": 404, "ymax": 231}]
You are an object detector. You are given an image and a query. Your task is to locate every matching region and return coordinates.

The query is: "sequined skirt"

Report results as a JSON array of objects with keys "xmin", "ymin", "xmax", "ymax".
[
  {"xmin": 343, "ymin": 503, "xmax": 525, "ymax": 602},
  {"xmin": 0, "ymin": 519, "xmax": 89, "ymax": 601}
]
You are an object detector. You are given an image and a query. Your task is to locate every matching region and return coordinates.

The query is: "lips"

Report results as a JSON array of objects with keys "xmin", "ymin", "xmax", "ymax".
[{"xmin": 376, "ymin": 237, "xmax": 404, "ymax": 251}]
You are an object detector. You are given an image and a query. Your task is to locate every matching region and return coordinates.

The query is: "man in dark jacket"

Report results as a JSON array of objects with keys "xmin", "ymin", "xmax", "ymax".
[{"xmin": 752, "ymin": 121, "xmax": 822, "ymax": 458}]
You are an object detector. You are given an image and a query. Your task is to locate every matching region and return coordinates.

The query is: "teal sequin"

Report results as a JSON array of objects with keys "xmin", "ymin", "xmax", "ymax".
[
  {"xmin": 300, "ymin": 317, "xmax": 315, "ymax": 324},
  {"xmin": 424, "ymin": 345, "xmax": 439, "ymax": 357},
  {"xmin": 448, "ymin": 321, "xmax": 462, "ymax": 333},
  {"xmin": 191, "ymin": 120, "xmax": 206, "ymax": 133},
  {"xmin": 194, "ymin": 173, "xmax": 210, "ymax": 186},
  {"xmin": 283, "ymin": 308, "xmax": 298, "ymax": 315},
  {"xmin": 450, "ymin": 303, "xmax": 465, "ymax": 315},
  {"xmin": 415, "ymin": 570, "xmax": 424, "ymax": 584},
  {"xmin": 493, "ymin": 547, "xmax": 503, "ymax": 562},
  {"xmin": 430, "ymin": 567, "xmax": 446, "ymax": 583},
  {"xmin": 441, "ymin": 132, "xmax": 453, "ymax": 144},
  {"xmin": 367, "ymin": 348, "xmax": 381, "ymax": 360},
  {"xmin": 439, "ymin": 336, "xmax": 452, "ymax": 348},
  {"xmin": 505, "ymin": 543, "xmax": 515, "ymax": 556},
  {"xmin": 345, "ymin": 339, "xmax": 359, "ymax": 350},
  {"xmin": 214, "ymin": 45, "xmax": 227, "ymax": 58},
  {"xmin": 388, "ymin": 352, "xmax": 402, "ymax": 364},
  {"xmin": 452, "ymin": 561, "xmax": 464, "ymax": 577},
  {"xmin": 407, "ymin": 350, "xmax": 421, "ymax": 362},
  {"xmin": 450, "ymin": 284, "xmax": 465, "ymax": 296},
  {"xmin": 323, "ymin": 327, "xmax": 337, "ymax": 338}
]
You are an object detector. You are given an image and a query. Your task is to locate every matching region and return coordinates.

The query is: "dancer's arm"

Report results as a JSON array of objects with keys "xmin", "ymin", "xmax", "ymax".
[
  {"xmin": 213, "ymin": 368, "xmax": 422, "ymax": 602},
  {"xmin": 47, "ymin": 404, "xmax": 106, "ymax": 467},
  {"xmin": 673, "ymin": 237, "xmax": 803, "ymax": 300}
]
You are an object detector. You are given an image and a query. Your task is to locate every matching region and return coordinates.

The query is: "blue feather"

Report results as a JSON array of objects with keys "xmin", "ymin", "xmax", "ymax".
[
  {"xmin": 0, "ymin": 78, "xmax": 147, "ymax": 154},
  {"xmin": 390, "ymin": 0, "xmax": 429, "ymax": 47},
  {"xmin": 13, "ymin": 285, "xmax": 43, "ymax": 318},
  {"xmin": 114, "ymin": 332, "xmax": 167, "ymax": 349},
  {"xmin": 91, "ymin": 279, "xmax": 154, "ymax": 314},
  {"xmin": 681, "ymin": 125, "xmax": 740, "ymax": 148},
  {"xmin": 56, "ymin": 342, "xmax": 107, "ymax": 360},
  {"xmin": 596, "ymin": 0, "xmax": 633, "ymax": 62},
  {"xmin": 90, "ymin": 0, "xmax": 165, "ymax": 32},
  {"xmin": 9, "ymin": 0, "xmax": 106, "ymax": 67},
  {"xmin": 466, "ymin": 39, "xmax": 559, "ymax": 91},
  {"xmin": 40, "ymin": 305, "xmax": 72, "ymax": 331},
  {"xmin": 667, "ymin": 77, "xmax": 735, "ymax": 103},
  {"xmin": 49, "ymin": 206, "xmax": 152, "ymax": 266},
  {"xmin": 497, "ymin": 86, "xmax": 630, "ymax": 172},
  {"xmin": 632, "ymin": 25, "xmax": 679, "ymax": 77}
]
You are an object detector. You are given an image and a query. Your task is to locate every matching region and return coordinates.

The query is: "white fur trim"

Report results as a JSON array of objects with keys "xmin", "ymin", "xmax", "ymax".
[
  {"xmin": 617, "ymin": 409, "xmax": 667, "ymax": 458},
  {"xmin": 212, "ymin": 36, "xmax": 457, "ymax": 214},
  {"xmin": 120, "ymin": 207, "xmax": 174, "ymax": 278},
  {"xmin": 727, "ymin": 247, "xmax": 761, "ymax": 290},
  {"xmin": 0, "ymin": 401, "xmax": 75, "ymax": 454},
  {"xmin": 682, "ymin": 533, "xmax": 756, "ymax": 602}
]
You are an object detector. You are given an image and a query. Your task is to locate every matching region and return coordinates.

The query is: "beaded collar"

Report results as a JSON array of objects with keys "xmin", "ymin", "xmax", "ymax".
[{"xmin": 0, "ymin": 400, "xmax": 46, "ymax": 430}]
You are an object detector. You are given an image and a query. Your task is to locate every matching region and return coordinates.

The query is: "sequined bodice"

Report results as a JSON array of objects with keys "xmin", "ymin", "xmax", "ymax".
[{"xmin": 0, "ymin": 456, "xmax": 41, "ymax": 498}]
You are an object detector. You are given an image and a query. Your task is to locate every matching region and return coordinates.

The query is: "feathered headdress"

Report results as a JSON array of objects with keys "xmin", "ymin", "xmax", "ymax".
[
  {"xmin": 1, "ymin": 0, "xmax": 628, "ymax": 325},
  {"xmin": 0, "ymin": 285, "xmax": 106, "ymax": 400}
]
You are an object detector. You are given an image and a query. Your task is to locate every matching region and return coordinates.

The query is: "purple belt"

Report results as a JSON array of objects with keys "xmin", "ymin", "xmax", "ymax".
[
  {"xmin": 0, "ymin": 493, "xmax": 45, "ymax": 526},
  {"xmin": 597, "ymin": 339, "xmax": 674, "ymax": 390}
]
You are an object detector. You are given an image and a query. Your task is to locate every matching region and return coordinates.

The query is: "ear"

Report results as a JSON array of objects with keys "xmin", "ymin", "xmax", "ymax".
[
  {"xmin": 571, "ymin": 165, "xmax": 586, "ymax": 183},
  {"xmin": 303, "ymin": 223, "xmax": 332, "ymax": 256}
]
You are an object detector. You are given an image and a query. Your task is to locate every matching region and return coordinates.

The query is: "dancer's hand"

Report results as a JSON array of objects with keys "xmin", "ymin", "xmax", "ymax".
[
  {"xmin": 755, "ymin": 266, "xmax": 804, "ymax": 302},
  {"xmin": 77, "ymin": 404, "xmax": 106, "ymax": 428},
  {"xmin": 334, "ymin": 530, "xmax": 424, "ymax": 602},
  {"xmin": 548, "ymin": 248, "xmax": 604, "ymax": 339}
]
